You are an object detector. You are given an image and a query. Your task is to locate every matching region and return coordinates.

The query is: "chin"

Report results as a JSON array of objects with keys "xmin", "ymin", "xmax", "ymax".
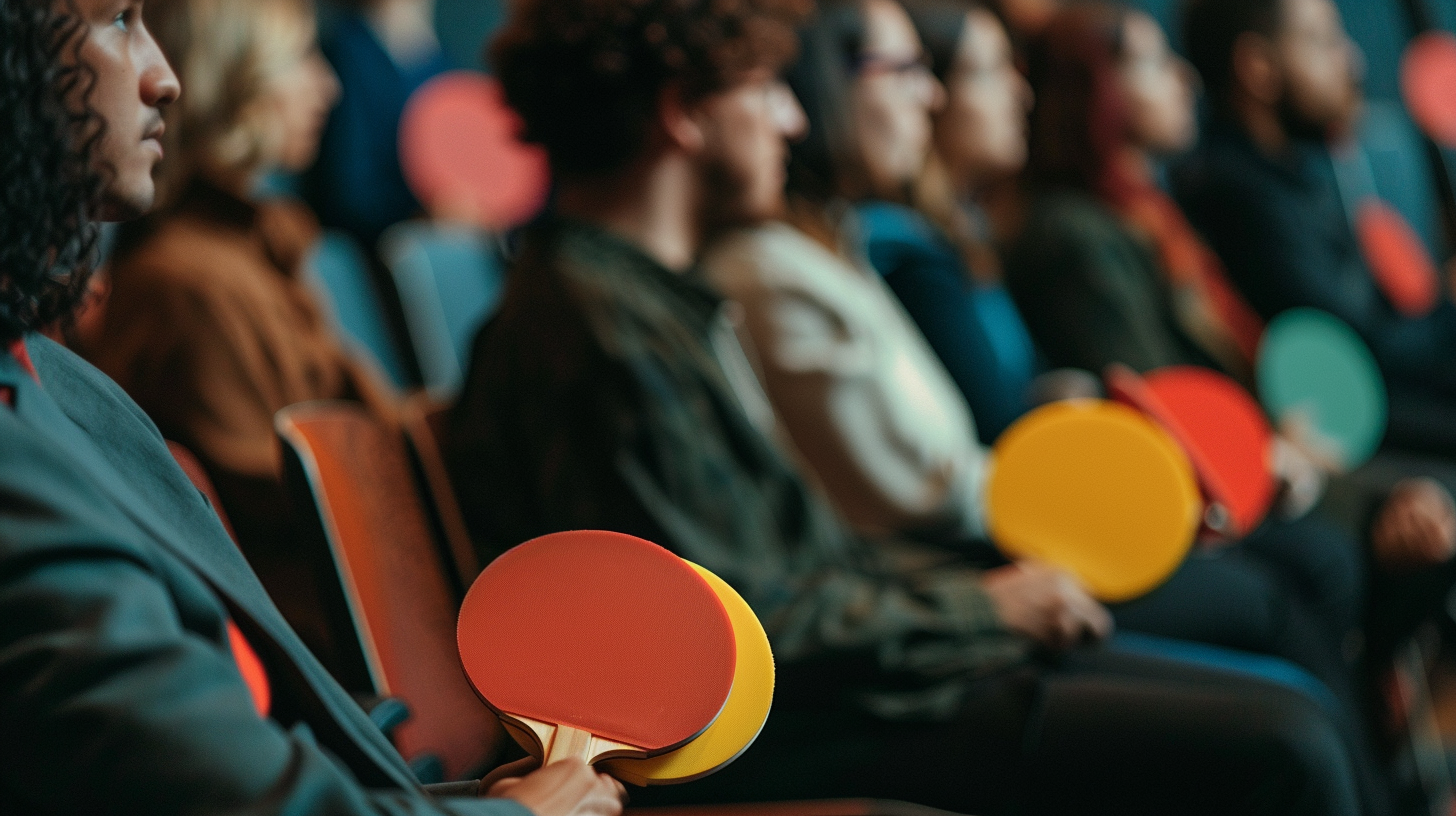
[{"xmin": 98, "ymin": 183, "xmax": 157, "ymax": 222}]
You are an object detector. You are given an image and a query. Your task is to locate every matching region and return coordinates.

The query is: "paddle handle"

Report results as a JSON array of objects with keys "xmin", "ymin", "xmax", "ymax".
[
  {"xmin": 545, "ymin": 724, "xmax": 597, "ymax": 765},
  {"xmin": 508, "ymin": 716, "xmax": 647, "ymax": 766}
]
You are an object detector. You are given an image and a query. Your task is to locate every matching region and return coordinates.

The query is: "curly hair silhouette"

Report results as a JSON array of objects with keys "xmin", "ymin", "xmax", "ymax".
[{"xmin": 0, "ymin": 0, "xmax": 106, "ymax": 342}]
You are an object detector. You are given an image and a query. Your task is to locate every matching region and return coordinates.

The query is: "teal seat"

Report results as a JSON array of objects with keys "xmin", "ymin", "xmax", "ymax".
[
  {"xmin": 380, "ymin": 222, "xmax": 507, "ymax": 396},
  {"xmin": 306, "ymin": 230, "xmax": 412, "ymax": 388}
]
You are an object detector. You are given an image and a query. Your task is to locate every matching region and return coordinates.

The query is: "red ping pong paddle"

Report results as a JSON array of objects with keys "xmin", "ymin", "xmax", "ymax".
[
  {"xmin": 457, "ymin": 531, "xmax": 737, "ymax": 765},
  {"xmin": 1403, "ymin": 32, "xmax": 1456, "ymax": 149},
  {"xmin": 1356, "ymin": 199, "xmax": 1441, "ymax": 317},
  {"xmin": 399, "ymin": 71, "xmax": 550, "ymax": 230},
  {"xmin": 1107, "ymin": 365, "xmax": 1276, "ymax": 537}
]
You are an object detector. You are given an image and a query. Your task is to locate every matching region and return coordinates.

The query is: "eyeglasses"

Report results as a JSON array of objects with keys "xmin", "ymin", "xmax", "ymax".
[{"xmin": 854, "ymin": 52, "xmax": 933, "ymax": 80}]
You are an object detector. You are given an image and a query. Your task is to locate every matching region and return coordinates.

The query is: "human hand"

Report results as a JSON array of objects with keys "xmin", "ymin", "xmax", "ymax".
[
  {"xmin": 486, "ymin": 757, "xmax": 626, "ymax": 816},
  {"xmin": 1372, "ymin": 478, "xmax": 1456, "ymax": 571},
  {"xmin": 982, "ymin": 561, "xmax": 1113, "ymax": 650},
  {"xmin": 1271, "ymin": 435, "xmax": 1328, "ymax": 520}
]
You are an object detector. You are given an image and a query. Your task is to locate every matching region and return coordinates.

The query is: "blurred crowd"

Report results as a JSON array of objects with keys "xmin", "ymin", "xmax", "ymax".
[{"xmin": 12, "ymin": 0, "xmax": 1456, "ymax": 814}]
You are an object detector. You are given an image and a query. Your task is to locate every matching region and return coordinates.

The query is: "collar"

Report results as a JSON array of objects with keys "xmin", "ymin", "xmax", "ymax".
[
  {"xmin": 552, "ymin": 215, "xmax": 726, "ymax": 316},
  {"xmin": 1, "ymin": 337, "xmax": 38, "ymax": 408}
]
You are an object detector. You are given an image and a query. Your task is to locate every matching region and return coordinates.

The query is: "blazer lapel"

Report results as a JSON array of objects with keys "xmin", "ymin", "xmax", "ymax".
[{"xmin": 3, "ymin": 344, "xmax": 420, "ymax": 791}]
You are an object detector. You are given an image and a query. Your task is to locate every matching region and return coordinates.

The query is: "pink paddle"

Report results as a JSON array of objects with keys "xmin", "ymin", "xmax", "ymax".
[
  {"xmin": 1107, "ymin": 365, "xmax": 1276, "ymax": 537},
  {"xmin": 1356, "ymin": 199, "xmax": 1441, "ymax": 317},
  {"xmin": 399, "ymin": 71, "xmax": 550, "ymax": 230},
  {"xmin": 1403, "ymin": 32, "xmax": 1456, "ymax": 149},
  {"xmin": 457, "ymin": 531, "xmax": 737, "ymax": 765}
]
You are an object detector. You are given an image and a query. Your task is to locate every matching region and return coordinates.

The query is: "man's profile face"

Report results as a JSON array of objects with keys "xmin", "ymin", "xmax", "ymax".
[
  {"xmin": 67, "ymin": 0, "xmax": 180, "ymax": 220},
  {"xmin": 694, "ymin": 72, "xmax": 807, "ymax": 229},
  {"xmin": 1272, "ymin": 0, "xmax": 1360, "ymax": 140}
]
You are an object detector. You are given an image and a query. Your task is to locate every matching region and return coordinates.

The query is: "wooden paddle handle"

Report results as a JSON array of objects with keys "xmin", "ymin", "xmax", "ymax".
[
  {"xmin": 545, "ymin": 725, "xmax": 597, "ymax": 765},
  {"xmin": 509, "ymin": 716, "xmax": 648, "ymax": 766}
]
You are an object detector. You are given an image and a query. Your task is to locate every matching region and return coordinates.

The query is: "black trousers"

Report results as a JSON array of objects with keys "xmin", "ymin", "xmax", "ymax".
[{"xmin": 631, "ymin": 648, "xmax": 1361, "ymax": 816}]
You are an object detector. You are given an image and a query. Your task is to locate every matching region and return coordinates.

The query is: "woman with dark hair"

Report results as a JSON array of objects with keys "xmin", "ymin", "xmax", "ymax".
[
  {"xmin": 858, "ymin": 0, "xmax": 1054, "ymax": 442},
  {"xmin": 0, "ymin": 1, "xmax": 620, "ymax": 813},
  {"xmin": 702, "ymin": 0, "xmax": 997, "ymax": 541}
]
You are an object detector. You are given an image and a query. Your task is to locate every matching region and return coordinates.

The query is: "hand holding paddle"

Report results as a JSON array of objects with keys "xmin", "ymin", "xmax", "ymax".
[
  {"xmin": 457, "ymin": 531, "xmax": 737, "ymax": 767},
  {"xmin": 982, "ymin": 561, "xmax": 1113, "ymax": 650},
  {"xmin": 490, "ymin": 759, "xmax": 626, "ymax": 816}
]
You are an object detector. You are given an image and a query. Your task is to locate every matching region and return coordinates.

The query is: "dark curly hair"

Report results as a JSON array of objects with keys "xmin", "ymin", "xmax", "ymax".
[
  {"xmin": 493, "ymin": 0, "xmax": 811, "ymax": 178},
  {"xmin": 0, "ymin": 0, "xmax": 106, "ymax": 343}
]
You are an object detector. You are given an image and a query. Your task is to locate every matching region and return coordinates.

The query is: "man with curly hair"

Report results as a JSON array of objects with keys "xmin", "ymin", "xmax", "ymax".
[
  {"xmin": 0, "ymin": 2, "xmax": 625, "ymax": 813},
  {"xmin": 445, "ymin": 0, "xmax": 1372, "ymax": 812}
]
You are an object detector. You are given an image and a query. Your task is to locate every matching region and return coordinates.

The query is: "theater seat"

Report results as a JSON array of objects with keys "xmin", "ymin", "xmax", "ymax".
[
  {"xmin": 276, "ymin": 402, "xmax": 502, "ymax": 783},
  {"xmin": 307, "ymin": 231, "xmax": 414, "ymax": 388},
  {"xmin": 380, "ymin": 222, "xmax": 507, "ymax": 397}
]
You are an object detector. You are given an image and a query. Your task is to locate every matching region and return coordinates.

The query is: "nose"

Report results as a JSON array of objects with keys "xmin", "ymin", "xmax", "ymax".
[
  {"xmin": 773, "ymin": 83, "xmax": 808, "ymax": 141},
  {"xmin": 138, "ymin": 23, "xmax": 180, "ymax": 107},
  {"xmin": 925, "ymin": 73, "xmax": 946, "ymax": 114},
  {"xmin": 314, "ymin": 52, "xmax": 342, "ymax": 109}
]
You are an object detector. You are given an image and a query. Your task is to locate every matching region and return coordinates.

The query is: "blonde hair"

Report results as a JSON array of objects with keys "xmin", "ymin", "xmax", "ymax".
[{"xmin": 146, "ymin": 0, "xmax": 316, "ymax": 203}]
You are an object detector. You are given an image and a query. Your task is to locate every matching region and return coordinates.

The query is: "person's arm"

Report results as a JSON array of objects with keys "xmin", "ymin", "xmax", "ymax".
[{"xmin": 707, "ymin": 230, "xmax": 989, "ymax": 540}]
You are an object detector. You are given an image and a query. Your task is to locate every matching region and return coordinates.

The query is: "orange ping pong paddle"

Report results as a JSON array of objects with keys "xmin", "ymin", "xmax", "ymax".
[
  {"xmin": 1356, "ymin": 199, "xmax": 1441, "ymax": 317},
  {"xmin": 1403, "ymin": 32, "xmax": 1456, "ymax": 149},
  {"xmin": 457, "ymin": 531, "xmax": 737, "ymax": 765},
  {"xmin": 399, "ymin": 71, "xmax": 550, "ymax": 230},
  {"xmin": 1107, "ymin": 365, "xmax": 1276, "ymax": 538}
]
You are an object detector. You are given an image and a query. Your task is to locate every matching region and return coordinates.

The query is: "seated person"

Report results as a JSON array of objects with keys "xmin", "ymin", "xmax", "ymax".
[
  {"xmin": 1174, "ymin": 0, "xmax": 1456, "ymax": 459},
  {"xmin": 1004, "ymin": 0, "xmax": 1456, "ymax": 670},
  {"xmin": 303, "ymin": 0, "xmax": 452, "ymax": 247},
  {"xmin": 700, "ymin": 0, "xmax": 991, "ymax": 541},
  {"xmin": 0, "ymin": 1, "xmax": 623, "ymax": 814},
  {"xmin": 860, "ymin": 0, "xmax": 1049, "ymax": 442},
  {"xmin": 76, "ymin": 0, "xmax": 399, "ymax": 649},
  {"xmin": 446, "ymin": 0, "xmax": 1378, "ymax": 811}
]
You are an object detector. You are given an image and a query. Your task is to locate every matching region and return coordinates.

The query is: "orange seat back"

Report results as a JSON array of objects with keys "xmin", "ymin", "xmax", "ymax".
[{"xmin": 276, "ymin": 402, "xmax": 500, "ymax": 781}]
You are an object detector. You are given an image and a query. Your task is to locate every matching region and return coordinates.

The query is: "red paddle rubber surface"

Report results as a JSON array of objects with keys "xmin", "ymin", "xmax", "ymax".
[
  {"xmin": 1403, "ymin": 32, "xmax": 1456, "ymax": 149},
  {"xmin": 1108, "ymin": 365, "xmax": 1276, "ymax": 537},
  {"xmin": 458, "ymin": 531, "xmax": 737, "ymax": 752},
  {"xmin": 1356, "ymin": 200, "xmax": 1441, "ymax": 318},
  {"xmin": 399, "ymin": 71, "xmax": 550, "ymax": 230}
]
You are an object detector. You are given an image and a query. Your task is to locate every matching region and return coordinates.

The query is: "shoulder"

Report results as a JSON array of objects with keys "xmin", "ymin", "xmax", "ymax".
[
  {"xmin": 108, "ymin": 216, "xmax": 257, "ymax": 301},
  {"xmin": 30, "ymin": 336, "xmax": 167, "ymax": 444},
  {"xmin": 853, "ymin": 202, "xmax": 960, "ymax": 280},
  {"xmin": 702, "ymin": 223, "xmax": 851, "ymax": 295},
  {"xmin": 1006, "ymin": 191, "xmax": 1137, "ymax": 284},
  {"xmin": 0, "ymin": 388, "xmax": 155, "ymax": 571},
  {"xmin": 1170, "ymin": 130, "xmax": 1276, "ymax": 207},
  {"xmin": 25, "ymin": 337, "xmax": 239, "ymax": 553}
]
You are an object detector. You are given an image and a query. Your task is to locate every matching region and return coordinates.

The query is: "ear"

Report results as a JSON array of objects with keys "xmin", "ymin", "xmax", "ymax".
[
  {"xmin": 1231, "ymin": 30, "xmax": 1281, "ymax": 105},
  {"xmin": 658, "ymin": 82, "xmax": 706, "ymax": 155}
]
